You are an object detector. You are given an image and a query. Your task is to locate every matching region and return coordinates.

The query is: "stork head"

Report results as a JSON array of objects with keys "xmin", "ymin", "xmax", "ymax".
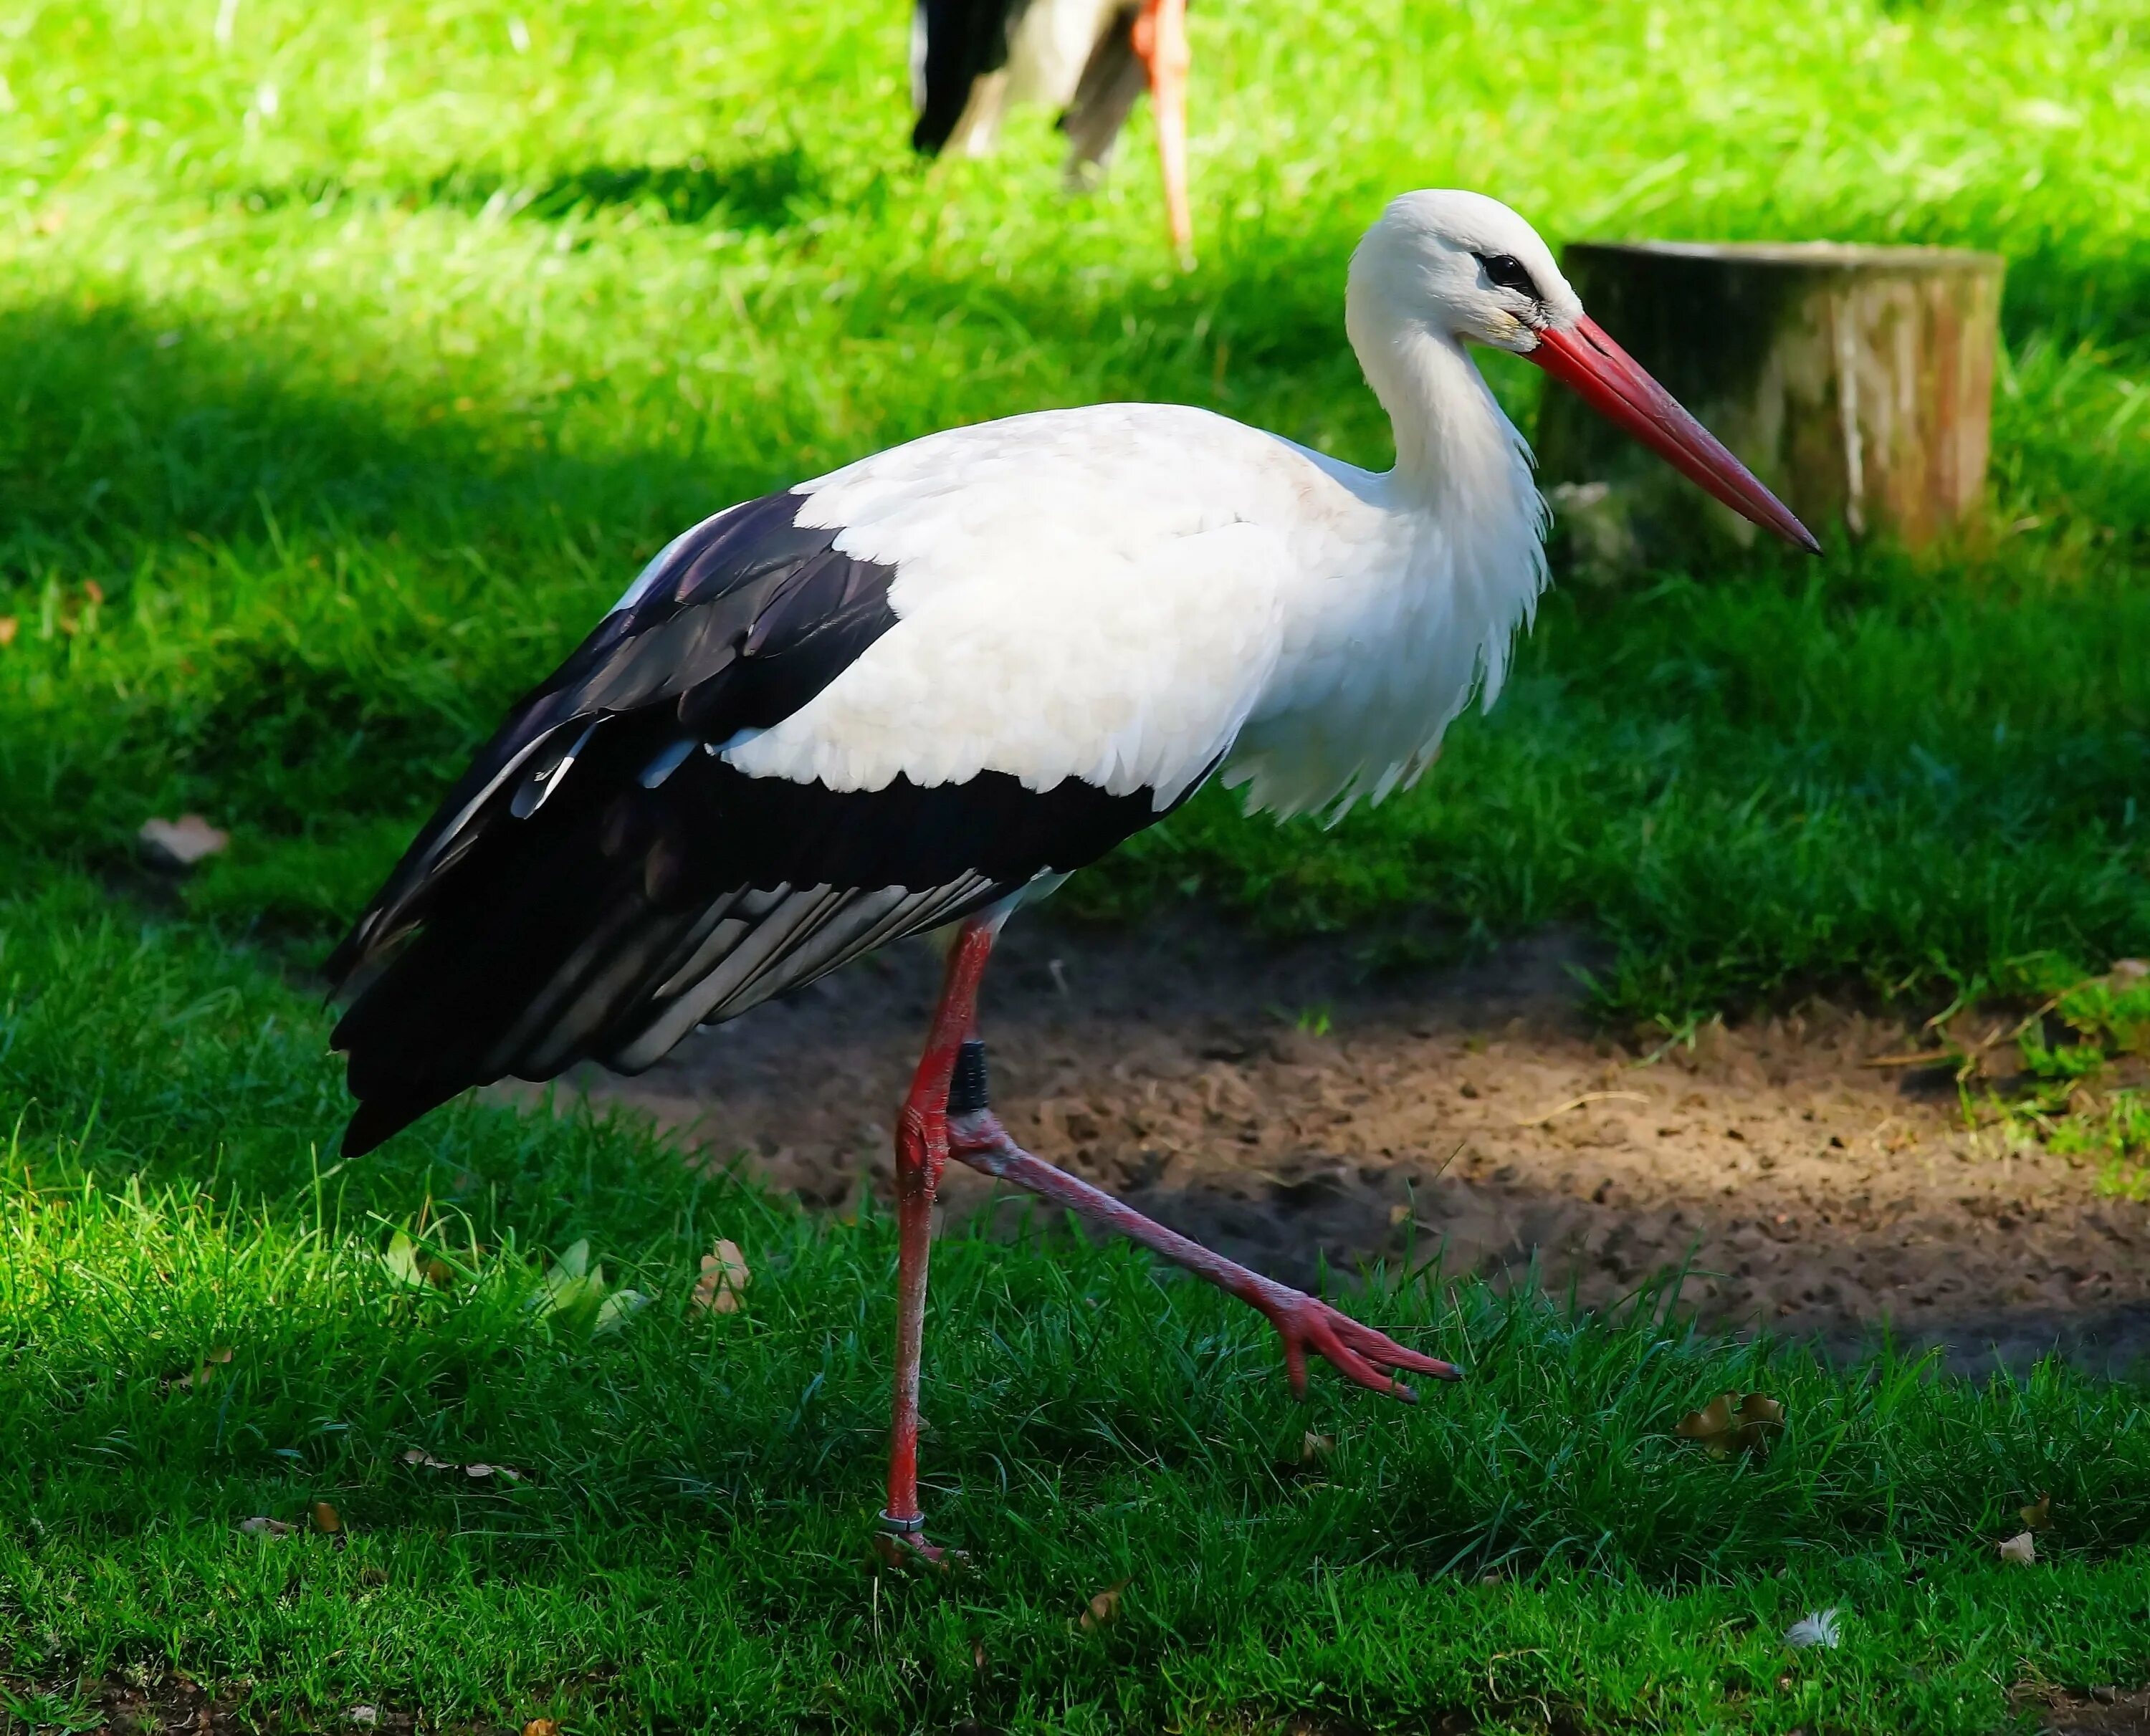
[{"xmin": 1352, "ymin": 191, "xmax": 1819, "ymax": 553}]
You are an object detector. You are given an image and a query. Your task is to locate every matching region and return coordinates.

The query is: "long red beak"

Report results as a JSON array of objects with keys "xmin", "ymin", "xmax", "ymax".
[{"xmin": 1528, "ymin": 315, "xmax": 1820, "ymax": 554}]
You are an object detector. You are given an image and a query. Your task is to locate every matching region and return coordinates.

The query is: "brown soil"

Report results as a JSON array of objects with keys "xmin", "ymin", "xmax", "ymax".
[
  {"xmin": 549, "ymin": 913, "xmax": 2150, "ymax": 1377},
  {"xmin": 2015, "ymin": 1684, "xmax": 2150, "ymax": 1736}
]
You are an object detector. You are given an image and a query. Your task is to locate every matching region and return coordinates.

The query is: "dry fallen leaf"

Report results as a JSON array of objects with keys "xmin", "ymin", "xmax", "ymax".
[
  {"xmin": 520, "ymin": 1720, "xmax": 559, "ymax": 1736},
  {"xmin": 1078, "ymin": 1578, "xmax": 1130, "ymax": 1631},
  {"xmin": 2020, "ymin": 1492, "xmax": 2053, "ymax": 1532},
  {"xmin": 345, "ymin": 1709, "xmax": 378, "ymax": 1728},
  {"xmin": 1299, "ymin": 1432, "xmax": 1334, "ymax": 1465},
  {"xmin": 311, "ymin": 1500, "xmax": 343, "ymax": 1535},
  {"xmin": 692, "ymin": 1239, "xmax": 751, "ymax": 1314},
  {"xmin": 1998, "ymin": 1531, "xmax": 2037, "ymax": 1565},
  {"xmin": 1676, "ymin": 1392, "xmax": 1785, "ymax": 1459},
  {"xmin": 399, "ymin": 1447, "xmax": 524, "ymax": 1481},
  {"xmin": 0, "ymin": 618, "xmax": 16, "ymax": 648},
  {"xmin": 238, "ymin": 1516, "xmax": 294, "ymax": 1538},
  {"xmin": 138, "ymin": 814, "xmax": 229, "ymax": 872}
]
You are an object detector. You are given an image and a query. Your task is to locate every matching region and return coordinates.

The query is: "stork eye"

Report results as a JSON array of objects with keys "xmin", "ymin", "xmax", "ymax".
[{"xmin": 1474, "ymin": 251, "xmax": 1540, "ymax": 298}]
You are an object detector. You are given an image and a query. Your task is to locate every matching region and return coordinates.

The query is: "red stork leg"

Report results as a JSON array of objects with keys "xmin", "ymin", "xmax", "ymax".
[
  {"xmin": 1131, "ymin": 0, "xmax": 1194, "ymax": 264},
  {"xmin": 875, "ymin": 915, "xmax": 1000, "ymax": 1567},
  {"xmin": 876, "ymin": 917, "xmax": 1458, "ymax": 1564},
  {"xmin": 947, "ymin": 1046, "xmax": 1460, "ymax": 1401}
]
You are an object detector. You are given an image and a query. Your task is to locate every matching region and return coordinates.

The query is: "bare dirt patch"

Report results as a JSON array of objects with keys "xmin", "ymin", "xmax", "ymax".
[
  {"xmin": 551, "ymin": 914, "xmax": 2150, "ymax": 1377},
  {"xmin": 2014, "ymin": 1682, "xmax": 2150, "ymax": 1735}
]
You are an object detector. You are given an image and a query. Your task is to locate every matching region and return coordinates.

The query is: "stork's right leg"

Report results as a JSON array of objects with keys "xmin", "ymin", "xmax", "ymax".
[
  {"xmin": 946, "ymin": 1045, "xmax": 1458, "ymax": 1399},
  {"xmin": 875, "ymin": 917, "xmax": 1000, "ymax": 1568}
]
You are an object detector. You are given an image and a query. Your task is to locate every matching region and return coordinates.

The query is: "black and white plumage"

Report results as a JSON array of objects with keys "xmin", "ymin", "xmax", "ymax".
[
  {"xmin": 329, "ymin": 489, "xmax": 1191, "ymax": 1156},
  {"xmin": 330, "ymin": 191, "xmax": 1812, "ymax": 1161},
  {"xmin": 329, "ymin": 190, "xmax": 1815, "ymax": 1552},
  {"xmin": 910, "ymin": 0, "xmax": 1195, "ymax": 256}
]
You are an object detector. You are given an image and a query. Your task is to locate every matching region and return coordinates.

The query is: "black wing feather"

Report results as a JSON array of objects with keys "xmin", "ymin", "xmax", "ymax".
[
  {"xmin": 912, "ymin": 0, "xmax": 1031, "ymax": 154},
  {"xmin": 1058, "ymin": 4, "xmax": 1145, "ymax": 168},
  {"xmin": 325, "ymin": 491, "xmax": 897, "ymax": 986},
  {"xmin": 326, "ymin": 487, "xmax": 1185, "ymax": 1158}
]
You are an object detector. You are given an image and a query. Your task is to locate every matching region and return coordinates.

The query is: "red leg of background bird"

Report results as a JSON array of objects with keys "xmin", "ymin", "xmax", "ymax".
[
  {"xmin": 947, "ymin": 1103, "xmax": 1458, "ymax": 1399},
  {"xmin": 876, "ymin": 918, "xmax": 999, "ymax": 1566},
  {"xmin": 1132, "ymin": 0, "xmax": 1193, "ymax": 263}
]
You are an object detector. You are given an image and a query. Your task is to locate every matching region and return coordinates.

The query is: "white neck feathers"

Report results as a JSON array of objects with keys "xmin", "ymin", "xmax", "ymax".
[
  {"xmin": 1223, "ymin": 264, "xmax": 1550, "ymax": 822},
  {"xmin": 1344, "ymin": 269, "xmax": 1536, "ymax": 514}
]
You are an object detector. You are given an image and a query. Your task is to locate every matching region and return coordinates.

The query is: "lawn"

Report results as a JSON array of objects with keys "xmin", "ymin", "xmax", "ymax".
[{"xmin": 3, "ymin": 0, "xmax": 2149, "ymax": 1729}]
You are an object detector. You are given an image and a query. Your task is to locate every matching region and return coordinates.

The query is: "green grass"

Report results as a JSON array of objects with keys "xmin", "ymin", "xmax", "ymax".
[
  {"xmin": 4, "ymin": 0, "xmax": 2150, "ymax": 1727},
  {"xmin": 4, "ymin": 885, "xmax": 2149, "ymax": 1732}
]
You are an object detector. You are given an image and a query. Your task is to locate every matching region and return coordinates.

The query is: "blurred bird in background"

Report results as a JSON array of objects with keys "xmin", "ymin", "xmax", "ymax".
[{"xmin": 910, "ymin": 0, "xmax": 1195, "ymax": 261}]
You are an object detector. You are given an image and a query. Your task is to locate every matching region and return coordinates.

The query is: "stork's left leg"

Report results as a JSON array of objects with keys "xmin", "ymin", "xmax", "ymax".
[
  {"xmin": 874, "ymin": 916, "xmax": 1000, "ymax": 1568},
  {"xmin": 1131, "ymin": 0, "xmax": 1194, "ymax": 263},
  {"xmin": 947, "ymin": 1047, "xmax": 1460, "ymax": 1399}
]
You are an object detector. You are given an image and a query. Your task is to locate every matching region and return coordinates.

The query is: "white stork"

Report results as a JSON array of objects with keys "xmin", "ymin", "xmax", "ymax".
[
  {"xmin": 328, "ymin": 190, "xmax": 1815, "ymax": 1563},
  {"xmin": 911, "ymin": 0, "xmax": 1195, "ymax": 259}
]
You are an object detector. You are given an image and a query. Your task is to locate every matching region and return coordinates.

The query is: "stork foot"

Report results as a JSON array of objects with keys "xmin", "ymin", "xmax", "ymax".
[
  {"xmin": 946, "ymin": 1051, "xmax": 1461, "ymax": 1401},
  {"xmin": 871, "ymin": 1512, "xmax": 962, "ymax": 1573},
  {"xmin": 1253, "ymin": 1290, "xmax": 1461, "ymax": 1402}
]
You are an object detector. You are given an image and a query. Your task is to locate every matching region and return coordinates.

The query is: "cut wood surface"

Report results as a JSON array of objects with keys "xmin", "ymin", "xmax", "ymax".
[{"xmin": 1537, "ymin": 241, "xmax": 2005, "ymax": 570}]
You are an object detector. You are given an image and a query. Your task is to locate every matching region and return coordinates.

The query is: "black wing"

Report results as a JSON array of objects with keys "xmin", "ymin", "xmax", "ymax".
[
  {"xmin": 1058, "ymin": 4, "xmax": 1145, "ymax": 169},
  {"xmin": 912, "ymin": 0, "xmax": 1031, "ymax": 154},
  {"xmin": 326, "ymin": 489, "xmax": 1171, "ymax": 1157}
]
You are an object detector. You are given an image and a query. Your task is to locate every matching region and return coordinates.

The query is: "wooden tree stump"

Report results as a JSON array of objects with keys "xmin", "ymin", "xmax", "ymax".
[{"xmin": 1534, "ymin": 241, "xmax": 2006, "ymax": 572}]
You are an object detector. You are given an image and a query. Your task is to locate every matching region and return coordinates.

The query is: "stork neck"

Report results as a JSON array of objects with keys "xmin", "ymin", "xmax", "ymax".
[{"xmin": 1344, "ymin": 302, "xmax": 1519, "ymax": 511}]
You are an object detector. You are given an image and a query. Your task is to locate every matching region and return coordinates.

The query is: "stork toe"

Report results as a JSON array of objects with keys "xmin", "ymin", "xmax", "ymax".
[
  {"xmin": 1262, "ymin": 1293, "xmax": 1461, "ymax": 1403},
  {"xmin": 871, "ymin": 1527, "xmax": 965, "ymax": 1573}
]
